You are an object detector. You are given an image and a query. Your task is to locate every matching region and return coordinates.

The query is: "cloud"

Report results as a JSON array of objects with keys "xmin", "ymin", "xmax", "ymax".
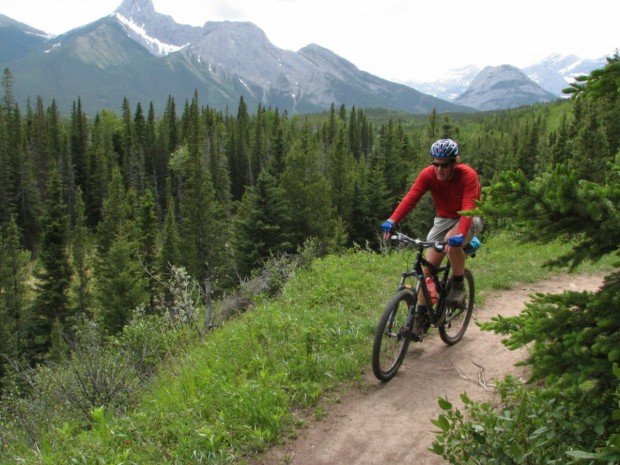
[{"xmin": 212, "ymin": 3, "xmax": 247, "ymax": 20}]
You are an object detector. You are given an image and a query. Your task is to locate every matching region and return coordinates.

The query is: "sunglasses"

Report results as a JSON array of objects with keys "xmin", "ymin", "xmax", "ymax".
[{"xmin": 431, "ymin": 160, "xmax": 453, "ymax": 168}]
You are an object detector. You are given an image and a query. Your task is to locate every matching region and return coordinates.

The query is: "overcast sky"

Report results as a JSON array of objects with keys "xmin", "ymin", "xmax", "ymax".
[{"xmin": 1, "ymin": 0, "xmax": 618, "ymax": 81}]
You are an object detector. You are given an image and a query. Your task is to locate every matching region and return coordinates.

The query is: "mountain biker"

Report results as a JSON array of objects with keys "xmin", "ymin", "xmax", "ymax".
[{"xmin": 381, "ymin": 138, "xmax": 481, "ymax": 307}]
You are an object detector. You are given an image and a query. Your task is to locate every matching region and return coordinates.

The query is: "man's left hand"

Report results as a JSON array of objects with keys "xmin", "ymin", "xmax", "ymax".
[{"xmin": 448, "ymin": 234, "xmax": 464, "ymax": 247}]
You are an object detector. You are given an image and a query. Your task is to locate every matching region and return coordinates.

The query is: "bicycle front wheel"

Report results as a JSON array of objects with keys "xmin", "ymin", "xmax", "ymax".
[
  {"xmin": 372, "ymin": 290, "xmax": 416, "ymax": 382},
  {"xmin": 439, "ymin": 269, "xmax": 474, "ymax": 345}
]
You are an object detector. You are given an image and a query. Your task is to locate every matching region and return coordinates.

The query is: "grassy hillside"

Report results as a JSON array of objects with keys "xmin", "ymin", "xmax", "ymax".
[{"xmin": 1, "ymin": 233, "xmax": 614, "ymax": 464}]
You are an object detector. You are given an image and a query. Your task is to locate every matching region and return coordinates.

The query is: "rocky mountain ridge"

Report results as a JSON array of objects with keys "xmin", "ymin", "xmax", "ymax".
[
  {"xmin": 0, "ymin": 0, "xmax": 468, "ymax": 115},
  {"xmin": 1, "ymin": 0, "xmax": 608, "ymax": 114},
  {"xmin": 406, "ymin": 53, "xmax": 609, "ymax": 103},
  {"xmin": 453, "ymin": 64, "xmax": 558, "ymax": 111}
]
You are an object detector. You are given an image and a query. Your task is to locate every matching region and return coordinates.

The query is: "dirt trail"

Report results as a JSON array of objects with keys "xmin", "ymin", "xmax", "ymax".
[{"xmin": 249, "ymin": 273, "xmax": 605, "ymax": 465}]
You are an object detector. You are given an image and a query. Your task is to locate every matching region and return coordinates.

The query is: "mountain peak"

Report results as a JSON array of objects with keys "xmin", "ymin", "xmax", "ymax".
[
  {"xmin": 522, "ymin": 53, "xmax": 608, "ymax": 95},
  {"xmin": 112, "ymin": 0, "xmax": 200, "ymax": 56},
  {"xmin": 115, "ymin": 0, "xmax": 156, "ymax": 17},
  {"xmin": 454, "ymin": 64, "xmax": 556, "ymax": 111},
  {"xmin": 0, "ymin": 13, "xmax": 51, "ymax": 37}
]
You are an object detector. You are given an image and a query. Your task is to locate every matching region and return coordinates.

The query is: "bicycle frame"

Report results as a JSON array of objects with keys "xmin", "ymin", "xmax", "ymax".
[{"xmin": 393, "ymin": 233, "xmax": 452, "ymax": 325}]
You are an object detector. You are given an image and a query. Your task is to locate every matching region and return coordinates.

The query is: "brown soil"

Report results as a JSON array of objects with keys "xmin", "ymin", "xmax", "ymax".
[{"xmin": 248, "ymin": 273, "xmax": 605, "ymax": 465}]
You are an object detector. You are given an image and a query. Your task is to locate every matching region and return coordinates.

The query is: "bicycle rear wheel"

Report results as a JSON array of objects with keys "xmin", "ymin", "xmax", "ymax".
[
  {"xmin": 439, "ymin": 269, "xmax": 474, "ymax": 345},
  {"xmin": 372, "ymin": 290, "xmax": 416, "ymax": 381}
]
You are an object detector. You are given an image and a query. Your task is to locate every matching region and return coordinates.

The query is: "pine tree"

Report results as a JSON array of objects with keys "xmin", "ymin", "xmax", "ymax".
[
  {"xmin": 156, "ymin": 96, "xmax": 178, "ymax": 172},
  {"xmin": 281, "ymin": 122, "xmax": 340, "ymax": 247},
  {"xmin": 564, "ymin": 50, "xmax": 619, "ymax": 155},
  {"xmin": 549, "ymin": 113, "xmax": 571, "ymax": 166},
  {"xmin": 120, "ymin": 98, "xmax": 145, "ymax": 193},
  {"xmin": 160, "ymin": 186, "xmax": 181, "ymax": 276},
  {"xmin": 516, "ymin": 118, "xmax": 540, "ymax": 179},
  {"xmin": 138, "ymin": 188, "xmax": 159, "ymax": 314},
  {"xmin": 205, "ymin": 109, "xmax": 232, "ymax": 206},
  {"xmin": 95, "ymin": 233, "xmax": 147, "ymax": 334},
  {"xmin": 569, "ymin": 101, "xmax": 610, "ymax": 182},
  {"xmin": 144, "ymin": 102, "xmax": 160, "ymax": 193},
  {"xmin": 86, "ymin": 111, "xmax": 117, "ymax": 227},
  {"xmin": 327, "ymin": 126, "xmax": 355, "ymax": 226},
  {"xmin": 325, "ymin": 102, "xmax": 338, "ymax": 146},
  {"xmin": 479, "ymin": 162, "xmax": 618, "ymax": 268},
  {"xmin": 70, "ymin": 98, "xmax": 89, "ymax": 195},
  {"xmin": 229, "ymin": 96, "xmax": 251, "ymax": 199},
  {"xmin": 440, "ymin": 114, "xmax": 458, "ymax": 139},
  {"xmin": 49, "ymin": 99, "xmax": 77, "ymax": 227},
  {"xmin": 250, "ymin": 103, "xmax": 266, "ymax": 183},
  {"xmin": 0, "ymin": 215, "xmax": 30, "ymax": 370},
  {"xmin": 27, "ymin": 97, "xmax": 50, "ymax": 202},
  {"xmin": 1, "ymin": 68, "xmax": 14, "ymax": 113},
  {"xmin": 0, "ymin": 103, "xmax": 13, "ymax": 229},
  {"xmin": 1, "ymin": 69, "xmax": 16, "ymax": 216},
  {"xmin": 266, "ymin": 116, "xmax": 287, "ymax": 180},
  {"xmin": 8, "ymin": 101, "xmax": 42, "ymax": 250},
  {"xmin": 46, "ymin": 98, "xmax": 63, "ymax": 168},
  {"xmin": 71, "ymin": 187, "xmax": 91, "ymax": 318},
  {"xmin": 348, "ymin": 106, "xmax": 361, "ymax": 159},
  {"xmin": 426, "ymin": 108, "xmax": 438, "ymax": 143},
  {"xmin": 29, "ymin": 167, "xmax": 72, "ymax": 362},
  {"xmin": 97, "ymin": 166, "xmax": 127, "ymax": 255},
  {"xmin": 179, "ymin": 92, "xmax": 225, "ymax": 289},
  {"xmin": 349, "ymin": 157, "xmax": 392, "ymax": 248},
  {"xmin": 234, "ymin": 170, "xmax": 294, "ymax": 277},
  {"xmin": 377, "ymin": 120, "xmax": 407, "ymax": 202},
  {"xmin": 94, "ymin": 171, "xmax": 146, "ymax": 333},
  {"xmin": 359, "ymin": 109, "xmax": 373, "ymax": 157}
]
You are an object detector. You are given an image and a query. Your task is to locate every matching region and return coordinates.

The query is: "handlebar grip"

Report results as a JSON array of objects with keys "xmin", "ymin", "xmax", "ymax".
[{"xmin": 433, "ymin": 241, "xmax": 446, "ymax": 253}]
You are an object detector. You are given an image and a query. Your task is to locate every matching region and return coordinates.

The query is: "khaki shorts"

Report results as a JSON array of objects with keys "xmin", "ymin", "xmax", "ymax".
[{"xmin": 427, "ymin": 216, "xmax": 483, "ymax": 243}]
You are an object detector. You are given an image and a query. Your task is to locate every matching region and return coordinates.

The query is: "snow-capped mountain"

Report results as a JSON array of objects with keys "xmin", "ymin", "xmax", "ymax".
[
  {"xmin": 405, "ymin": 53, "xmax": 609, "ymax": 103},
  {"xmin": 0, "ymin": 0, "xmax": 470, "ymax": 115},
  {"xmin": 114, "ymin": 0, "xmax": 199, "ymax": 56},
  {"xmin": 522, "ymin": 53, "xmax": 608, "ymax": 96},
  {"xmin": 404, "ymin": 65, "xmax": 480, "ymax": 102},
  {"xmin": 454, "ymin": 65, "xmax": 557, "ymax": 111}
]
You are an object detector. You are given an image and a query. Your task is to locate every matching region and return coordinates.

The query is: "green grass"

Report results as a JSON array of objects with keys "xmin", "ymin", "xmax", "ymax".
[
  {"xmin": 2, "ymin": 232, "xmax": 616, "ymax": 464},
  {"xmin": 467, "ymin": 233, "xmax": 616, "ymax": 301}
]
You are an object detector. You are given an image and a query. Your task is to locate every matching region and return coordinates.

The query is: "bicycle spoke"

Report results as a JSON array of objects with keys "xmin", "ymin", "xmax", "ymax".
[
  {"xmin": 372, "ymin": 291, "xmax": 415, "ymax": 381},
  {"xmin": 439, "ymin": 270, "xmax": 475, "ymax": 345}
]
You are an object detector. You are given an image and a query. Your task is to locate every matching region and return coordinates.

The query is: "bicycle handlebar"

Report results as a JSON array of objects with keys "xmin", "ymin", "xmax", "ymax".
[{"xmin": 390, "ymin": 231, "xmax": 446, "ymax": 253}]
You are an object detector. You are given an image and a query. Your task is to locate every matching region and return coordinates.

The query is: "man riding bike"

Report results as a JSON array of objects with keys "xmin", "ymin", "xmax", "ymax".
[{"xmin": 381, "ymin": 138, "xmax": 482, "ymax": 307}]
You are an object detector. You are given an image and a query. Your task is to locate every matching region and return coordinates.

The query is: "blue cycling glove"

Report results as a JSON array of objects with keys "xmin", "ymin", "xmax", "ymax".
[
  {"xmin": 448, "ymin": 234, "xmax": 464, "ymax": 247},
  {"xmin": 381, "ymin": 219, "xmax": 395, "ymax": 233}
]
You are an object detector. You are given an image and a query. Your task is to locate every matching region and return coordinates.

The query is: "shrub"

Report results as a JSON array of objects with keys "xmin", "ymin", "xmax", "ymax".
[{"xmin": 432, "ymin": 273, "xmax": 620, "ymax": 464}]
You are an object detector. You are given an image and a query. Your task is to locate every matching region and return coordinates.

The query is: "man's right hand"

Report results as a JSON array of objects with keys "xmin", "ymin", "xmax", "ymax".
[{"xmin": 381, "ymin": 219, "xmax": 395, "ymax": 241}]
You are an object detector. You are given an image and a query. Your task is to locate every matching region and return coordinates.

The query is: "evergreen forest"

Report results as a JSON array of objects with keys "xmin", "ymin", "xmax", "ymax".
[{"xmin": 0, "ymin": 52, "xmax": 618, "ymax": 463}]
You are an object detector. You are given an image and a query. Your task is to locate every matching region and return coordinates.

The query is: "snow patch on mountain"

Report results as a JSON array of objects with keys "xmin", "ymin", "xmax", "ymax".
[
  {"xmin": 402, "ymin": 65, "xmax": 480, "ymax": 101},
  {"xmin": 26, "ymin": 30, "xmax": 54, "ymax": 40},
  {"xmin": 44, "ymin": 42, "xmax": 61, "ymax": 53},
  {"xmin": 523, "ymin": 53, "xmax": 608, "ymax": 96},
  {"xmin": 114, "ymin": 13, "xmax": 186, "ymax": 55}
]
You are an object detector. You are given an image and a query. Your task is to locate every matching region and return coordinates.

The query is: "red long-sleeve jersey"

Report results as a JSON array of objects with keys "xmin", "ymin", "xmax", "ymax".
[{"xmin": 390, "ymin": 163, "xmax": 481, "ymax": 236}]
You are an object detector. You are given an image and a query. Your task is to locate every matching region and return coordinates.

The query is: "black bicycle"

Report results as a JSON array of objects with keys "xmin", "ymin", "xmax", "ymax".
[{"xmin": 371, "ymin": 231, "xmax": 477, "ymax": 382}]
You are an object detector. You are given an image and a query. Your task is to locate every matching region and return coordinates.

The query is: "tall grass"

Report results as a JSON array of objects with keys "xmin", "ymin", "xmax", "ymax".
[{"xmin": 1, "ymin": 233, "xmax": 614, "ymax": 464}]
